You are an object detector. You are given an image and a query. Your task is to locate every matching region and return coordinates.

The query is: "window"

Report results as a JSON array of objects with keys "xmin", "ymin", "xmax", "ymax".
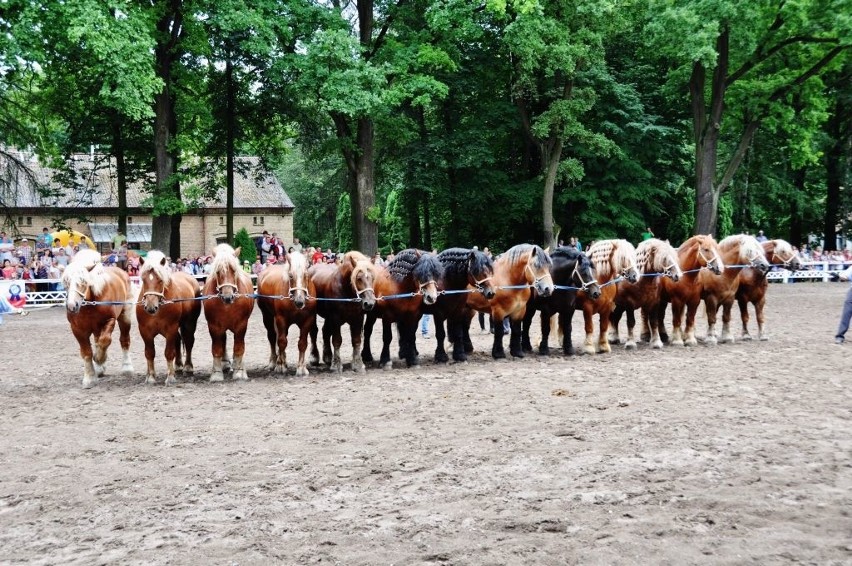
[
  {"xmin": 252, "ymin": 216, "xmax": 265, "ymax": 226},
  {"xmin": 25, "ymin": 217, "xmax": 32, "ymax": 226},
  {"xmin": 17, "ymin": 216, "xmax": 23, "ymax": 225},
  {"xmin": 127, "ymin": 217, "xmax": 134, "ymax": 224},
  {"xmin": 219, "ymin": 216, "xmax": 224, "ymax": 226}
]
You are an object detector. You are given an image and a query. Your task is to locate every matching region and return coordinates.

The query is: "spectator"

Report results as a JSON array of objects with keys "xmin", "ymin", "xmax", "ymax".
[
  {"xmin": 251, "ymin": 259, "xmax": 263, "ymax": 276},
  {"xmin": 312, "ymin": 247, "xmax": 324, "ymax": 265},
  {"xmin": 115, "ymin": 241, "xmax": 129, "ymax": 270},
  {"xmin": 111, "ymin": 229, "xmax": 127, "ymax": 250},
  {"xmin": 569, "ymin": 236, "xmax": 582, "ymax": 252},
  {"xmin": 1, "ymin": 259, "xmax": 15, "ymax": 279},
  {"xmin": 0, "ymin": 231, "xmax": 13, "ymax": 263},
  {"xmin": 834, "ymin": 263, "xmax": 852, "ymax": 344},
  {"xmin": 36, "ymin": 227, "xmax": 53, "ymax": 253},
  {"xmin": 641, "ymin": 227, "xmax": 654, "ymax": 241},
  {"xmin": 17, "ymin": 238, "xmax": 33, "ymax": 265},
  {"xmin": 48, "ymin": 259, "xmax": 61, "ymax": 291},
  {"xmin": 756, "ymin": 230, "xmax": 768, "ymax": 243},
  {"xmin": 242, "ymin": 260, "xmax": 251, "ymax": 274},
  {"xmin": 256, "ymin": 230, "xmax": 269, "ymax": 258},
  {"xmin": 292, "ymin": 237, "xmax": 303, "ymax": 253}
]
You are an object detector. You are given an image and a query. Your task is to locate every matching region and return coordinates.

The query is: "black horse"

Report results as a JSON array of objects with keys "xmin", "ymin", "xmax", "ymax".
[
  {"xmin": 425, "ymin": 248, "xmax": 496, "ymax": 363},
  {"xmin": 522, "ymin": 246, "xmax": 601, "ymax": 355},
  {"xmin": 362, "ymin": 249, "xmax": 444, "ymax": 368}
]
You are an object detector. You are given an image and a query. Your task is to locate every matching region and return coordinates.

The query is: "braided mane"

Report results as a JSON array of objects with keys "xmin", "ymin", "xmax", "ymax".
[
  {"xmin": 636, "ymin": 238, "xmax": 680, "ymax": 275},
  {"xmin": 387, "ymin": 249, "xmax": 422, "ymax": 281},
  {"xmin": 720, "ymin": 234, "xmax": 766, "ymax": 264}
]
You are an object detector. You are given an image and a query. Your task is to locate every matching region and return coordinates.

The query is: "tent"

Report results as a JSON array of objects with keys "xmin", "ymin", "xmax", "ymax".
[{"xmin": 51, "ymin": 229, "xmax": 95, "ymax": 248}]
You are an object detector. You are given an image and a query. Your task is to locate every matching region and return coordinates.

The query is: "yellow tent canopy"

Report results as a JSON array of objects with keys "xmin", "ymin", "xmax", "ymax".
[{"xmin": 51, "ymin": 229, "xmax": 95, "ymax": 248}]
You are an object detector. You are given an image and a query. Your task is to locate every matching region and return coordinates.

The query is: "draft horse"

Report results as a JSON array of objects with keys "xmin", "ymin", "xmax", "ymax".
[
  {"xmin": 427, "ymin": 248, "xmax": 495, "ymax": 363},
  {"xmin": 362, "ymin": 249, "xmax": 444, "ymax": 368},
  {"xmin": 608, "ymin": 238, "xmax": 682, "ymax": 349},
  {"xmin": 63, "ymin": 248, "xmax": 134, "ymax": 388},
  {"xmin": 137, "ymin": 250, "xmax": 202, "ymax": 385},
  {"xmin": 734, "ymin": 239, "xmax": 802, "ymax": 341},
  {"xmin": 309, "ymin": 251, "xmax": 378, "ymax": 373},
  {"xmin": 257, "ymin": 251, "xmax": 317, "ymax": 376},
  {"xmin": 703, "ymin": 234, "xmax": 771, "ymax": 344},
  {"xmin": 521, "ymin": 245, "xmax": 601, "ymax": 356},
  {"xmin": 201, "ymin": 243, "xmax": 255, "ymax": 381},
  {"xmin": 569, "ymin": 239, "xmax": 640, "ymax": 354},
  {"xmin": 655, "ymin": 234, "xmax": 724, "ymax": 346},
  {"xmin": 466, "ymin": 244, "xmax": 554, "ymax": 359}
]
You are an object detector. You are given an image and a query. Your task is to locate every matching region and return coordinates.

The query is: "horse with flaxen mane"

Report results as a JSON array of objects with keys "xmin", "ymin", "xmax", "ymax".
[
  {"xmin": 309, "ymin": 251, "xmax": 378, "ymax": 373},
  {"xmin": 521, "ymin": 246, "xmax": 601, "ymax": 355},
  {"xmin": 362, "ymin": 249, "xmax": 444, "ymax": 368},
  {"xmin": 201, "ymin": 243, "xmax": 255, "ymax": 381},
  {"xmin": 465, "ymin": 244, "xmax": 554, "ymax": 359},
  {"xmin": 567, "ymin": 239, "xmax": 640, "ymax": 354},
  {"xmin": 426, "ymin": 248, "xmax": 495, "ymax": 363},
  {"xmin": 608, "ymin": 238, "xmax": 682, "ymax": 349},
  {"xmin": 257, "ymin": 251, "xmax": 317, "ymax": 376},
  {"xmin": 733, "ymin": 239, "xmax": 801, "ymax": 341},
  {"xmin": 655, "ymin": 234, "xmax": 724, "ymax": 346},
  {"xmin": 702, "ymin": 234, "xmax": 771, "ymax": 344},
  {"xmin": 137, "ymin": 250, "xmax": 202, "ymax": 385},
  {"xmin": 63, "ymin": 248, "xmax": 134, "ymax": 388}
]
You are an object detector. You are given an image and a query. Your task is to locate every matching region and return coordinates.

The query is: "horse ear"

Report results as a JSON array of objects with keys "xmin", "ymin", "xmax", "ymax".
[
  {"xmin": 159, "ymin": 256, "xmax": 167, "ymax": 267},
  {"xmin": 233, "ymin": 246, "xmax": 241, "ymax": 257},
  {"xmin": 139, "ymin": 257, "xmax": 145, "ymax": 266},
  {"xmin": 544, "ymin": 246, "xmax": 550, "ymax": 254},
  {"xmin": 211, "ymin": 248, "xmax": 217, "ymax": 257}
]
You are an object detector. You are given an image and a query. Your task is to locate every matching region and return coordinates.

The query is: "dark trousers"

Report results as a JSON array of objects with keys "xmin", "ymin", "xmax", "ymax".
[{"xmin": 836, "ymin": 287, "xmax": 852, "ymax": 339}]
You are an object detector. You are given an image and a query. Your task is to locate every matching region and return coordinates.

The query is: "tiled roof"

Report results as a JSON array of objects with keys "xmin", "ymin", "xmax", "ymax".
[{"xmin": 0, "ymin": 152, "xmax": 293, "ymax": 211}]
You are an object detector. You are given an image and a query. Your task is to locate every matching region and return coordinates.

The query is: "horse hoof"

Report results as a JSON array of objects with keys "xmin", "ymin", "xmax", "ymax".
[
  {"xmin": 435, "ymin": 353, "xmax": 449, "ymax": 364},
  {"xmin": 624, "ymin": 342, "xmax": 636, "ymax": 350},
  {"xmin": 703, "ymin": 336, "xmax": 716, "ymax": 346},
  {"xmin": 599, "ymin": 344, "xmax": 611, "ymax": 354},
  {"xmin": 121, "ymin": 365, "xmax": 134, "ymax": 377},
  {"xmin": 583, "ymin": 346, "xmax": 596, "ymax": 355},
  {"xmin": 145, "ymin": 374, "xmax": 157, "ymax": 385},
  {"xmin": 452, "ymin": 353, "xmax": 468, "ymax": 363},
  {"xmin": 741, "ymin": 334, "xmax": 753, "ymax": 342},
  {"xmin": 183, "ymin": 366, "xmax": 194, "ymax": 376},
  {"xmin": 651, "ymin": 340, "xmax": 663, "ymax": 349},
  {"xmin": 492, "ymin": 350, "xmax": 506, "ymax": 360},
  {"xmin": 296, "ymin": 367, "xmax": 309, "ymax": 377},
  {"xmin": 352, "ymin": 364, "xmax": 366, "ymax": 374},
  {"xmin": 672, "ymin": 339, "xmax": 684, "ymax": 347},
  {"xmin": 233, "ymin": 369, "xmax": 249, "ymax": 381},
  {"xmin": 686, "ymin": 338, "xmax": 699, "ymax": 346},
  {"xmin": 275, "ymin": 364, "xmax": 287, "ymax": 375},
  {"xmin": 759, "ymin": 334, "xmax": 769, "ymax": 341},
  {"xmin": 382, "ymin": 361, "xmax": 393, "ymax": 370},
  {"xmin": 82, "ymin": 378, "xmax": 96, "ymax": 389},
  {"xmin": 93, "ymin": 363, "xmax": 105, "ymax": 377},
  {"xmin": 209, "ymin": 372, "xmax": 225, "ymax": 382},
  {"xmin": 719, "ymin": 336, "xmax": 734, "ymax": 344},
  {"xmin": 510, "ymin": 350, "xmax": 524, "ymax": 359},
  {"xmin": 165, "ymin": 376, "xmax": 177, "ymax": 387}
]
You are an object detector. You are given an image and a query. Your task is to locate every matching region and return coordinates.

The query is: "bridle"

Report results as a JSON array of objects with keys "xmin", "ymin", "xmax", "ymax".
[{"xmin": 572, "ymin": 262, "xmax": 598, "ymax": 292}]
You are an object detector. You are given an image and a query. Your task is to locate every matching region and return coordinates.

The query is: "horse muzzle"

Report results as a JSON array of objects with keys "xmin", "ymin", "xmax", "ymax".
[
  {"xmin": 482, "ymin": 288, "xmax": 496, "ymax": 300},
  {"xmin": 587, "ymin": 286, "xmax": 602, "ymax": 300},
  {"xmin": 66, "ymin": 302, "xmax": 81, "ymax": 314},
  {"xmin": 144, "ymin": 304, "xmax": 160, "ymax": 315},
  {"xmin": 221, "ymin": 294, "xmax": 236, "ymax": 305},
  {"xmin": 536, "ymin": 282, "xmax": 554, "ymax": 298}
]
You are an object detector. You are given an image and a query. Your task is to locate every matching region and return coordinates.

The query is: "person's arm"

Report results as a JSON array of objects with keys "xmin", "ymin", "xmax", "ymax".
[{"xmin": 839, "ymin": 265, "xmax": 852, "ymax": 281}]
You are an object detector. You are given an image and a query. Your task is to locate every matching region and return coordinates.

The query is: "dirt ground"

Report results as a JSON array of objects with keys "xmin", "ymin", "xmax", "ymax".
[{"xmin": 0, "ymin": 282, "xmax": 850, "ymax": 565}]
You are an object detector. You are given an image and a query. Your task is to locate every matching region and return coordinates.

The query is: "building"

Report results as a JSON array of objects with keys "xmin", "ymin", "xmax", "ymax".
[{"xmin": 0, "ymin": 151, "xmax": 295, "ymax": 257}]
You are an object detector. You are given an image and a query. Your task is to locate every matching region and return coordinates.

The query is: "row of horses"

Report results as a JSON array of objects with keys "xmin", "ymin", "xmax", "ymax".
[{"xmin": 61, "ymin": 234, "xmax": 801, "ymax": 388}]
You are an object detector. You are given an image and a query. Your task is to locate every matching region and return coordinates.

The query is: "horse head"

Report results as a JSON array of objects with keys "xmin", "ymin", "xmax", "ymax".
[
  {"xmin": 139, "ymin": 250, "xmax": 171, "ymax": 314},
  {"xmin": 614, "ymin": 239, "xmax": 640, "ymax": 283},
  {"xmin": 211, "ymin": 244, "xmax": 242, "ymax": 304},
  {"xmin": 62, "ymin": 249, "xmax": 102, "ymax": 313},
  {"xmin": 342, "ymin": 251, "xmax": 377, "ymax": 312},
  {"xmin": 687, "ymin": 235, "xmax": 724, "ymax": 275},
  {"xmin": 766, "ymin": 239, "xmax": 802, "ymax": 271},
  {"xmin": 411, "ymin": 251, "xmax": 444, "ymax": 306},
  {"xmin": 739, "ymin": 235, "xmax": 771, "ymax": 274},
  {"xmin": 639, "ymin": 238, "xmax": 682, "ymax": 282},
  {"xmin": 468, "ymin": 249, "xmax": 496, "ymax": 299},
  {"xmin": 284, "ymin": 252, "xmax": 310, "ymax": 309},
  {"xmin": 525, "ymin": 245, "xmax": 554, "ymax": 297},
  {"xmin": 573, "ymin": 251, "xmax": 601, "ymax": 299}
]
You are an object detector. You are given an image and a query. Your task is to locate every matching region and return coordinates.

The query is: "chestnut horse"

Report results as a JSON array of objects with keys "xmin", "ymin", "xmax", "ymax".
[
  {"xmin": 570, "ymin": 239, "xmax": 640, "ymax": 354},
  {"xmin": 137, "ymin": 250, "xmax": 202, "ymax": 385},
  {"xmin": 63, "ymin": 248, "xmax": 134, "ymax": 388},
  {"xmin": 201, "ymin": 244, "xmax": 255, "ymax": 381},
  {"xmin": 257, "ymin": 251, "xmax": 317, "ymax": 376},
  {"xmin": 427, "ymin": 248, "xmax": 496, "ymax": 363},
  {"xmin": 656, "ymin": 234, "xmax": 724, "ymax": 346},
  {"xmin": 608, "ymin": 238, "xmax": 682, "ymax": 349},
  {"xmin": 309, "ymin": 251, "xmax": 378, "ymax": 373},
  {"xmin": 734, "ymin": 239, "xmax": 802, "ymax": 341},
  {"xmin": 521, "ymin": 246, "xmax": 601, "ymax": 356},
  {"xmin": 466, "ymin": 244, "xmax": 554, "ymax": 359},
  {"xmin": 362, "ymin": 249, "xmax": 443, "ymax": 368},
  {"xmin": 702, "ymin": 234, "xmax": 771, "ymax": 344}
]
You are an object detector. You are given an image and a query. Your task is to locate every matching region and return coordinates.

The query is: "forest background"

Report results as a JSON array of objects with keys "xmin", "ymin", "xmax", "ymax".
[{"xmin": 0, "ymin": 0, "xmax": 849, "ymax": 258}]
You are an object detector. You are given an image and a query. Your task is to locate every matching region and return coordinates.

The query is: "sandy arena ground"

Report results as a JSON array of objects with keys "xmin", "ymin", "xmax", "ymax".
[{"xmin": 0, "ymin": 282, "xmax": 850, "ymax": 565}]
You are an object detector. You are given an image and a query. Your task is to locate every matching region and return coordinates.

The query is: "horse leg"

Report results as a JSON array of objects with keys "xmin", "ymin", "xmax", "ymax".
[
  {"xmin": 379, "ymin": 319, "xmax": 393, "ymax": 369},
  {"xmin": 328, "ymin": 322, "xmax": 343, "ymax": 373},
  {"xmin": 403, "ymin": 320, "xmax": 420, "ymax": 367},
  {"xmin": 295, "ymin": 319, "xmax": 313, "ymax": 377},
  {"xmin": 118, "ymin": 305, "xmax": 134, "ymax": 376},
  {"xmin": 164, "ymin": 330, "xmax": 181, "ymax": 386},
  {"xmin": 361, "ymin": 313, "xmax": 376, "ymax": 365},
  {"xmin": 582, "ymin": 306, "xmax": 597, "ymax": 355},
  {"xmin": 261, "ymin": 304, "xmax": 278, "ymax": 372},
  {"xmin": 624, "ymin": 308, "xmax": 637, "ymax": 350},
  {"xmin": 491, "ymin": 310, "xmax": 506, "ymax": 359},
  {"xmin": 670, "ymin": 300, "xmax": 685, "ymax": 346},
  {"xmin": 143, "ymin": 334, "xmax": 157, "ymax": 385},
  {"xmin": 462, "ymin": 310, "xmax": 475, "ymax": 354},
  {"xmin": 640, "ymin": 309, "xmax": 652, "ymax": 343},
  {"xmin": 509, "ymin": 318, "xmax": 524, "ymax": 359},
  {"xmin": 598, "ymin": 306, "xmax": 613, "ymax": 354},
  {"xmin": 737, "ymin": 297, "xmax": 752, "ymax": 341},
  {"xmin": 322, "ymin": 321, "xmax": 334, "ymax": 366},
  {"xmin": 559, "ymin": 310, "xmax": 576, "ymax": 356},
  {"xmin": 350, "ymin": 318, "xmax": 366, "ymax": 373},
  {"xmin": 539, "ymin": 310, "xmax": 551, "ymax": 356},
  {"xmin": 755, "ymin": 296, "xmax": 768, "ymax": 341},
  {"xmin": 93, "ymin": 318, "xmax": 117, "ymax": 377},
  {"xmin": 608, "ymin": 306, "xmax": 623, "ymax": 345},
  {"xmin": 521, "ymin": 306, "xmax": 534, "ymax": 353},
  {"xmin": 274, "ymin": 314, "xmax": 289, "ymax": 375},
  {"xmin": 684, "ymin": 300, "xmax": 700, "ymax": 346},
  {"xmin": 434, "ymin": 315, "xmax": 449, "ymax": 363},
  {"xmin": 210, "ymin": 329, "xmax": 227, "ymax": 382},
  {"xmin": 181, "ymin": 313, "xmax": 199, "ymax": 376},
  {"xmin": 231, "ymin": 326, "xmax": 249, "ymax": 381},
  {"xmin": 74, "ymin": 330, "xmax": 98, "ymax": 389},
  {"xmin": 656, "ymin": 300, "xmax": 670, "ymax": 344},
  {"xmin": 309, "ymin": 319, "xmax": 321, "ymax": 366},
  {"xmin": 719, "ymin": 300, "xmax": 735, "ymax": 344},
  {"xmin": 704, "ymin": 297, "xmax": 719, "ymax": 345},
  {"xmin": 448, "ymin": 317, "xmax": 467, "ymax": 362}
]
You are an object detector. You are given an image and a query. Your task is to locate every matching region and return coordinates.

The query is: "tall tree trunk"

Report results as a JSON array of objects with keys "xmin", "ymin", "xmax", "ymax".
[
  {"xmin": 225, "ymin": 52, "xmax": 235, "ymax": 243},
  {"xmin": 789, "ymin": 198, "xmax": 803, "ymax": 250},
  {"xmin": 824, "ymin": 95, "xmax": 846, "ymax": 251},
  {"xmin": 422, "ymin": 188, "xmax": 431, "ymax": 251},
  {"xmin": 541, "ymin": 137, "xmax": 563, "ymax": 250},
  {"xmin": 111, "ymin": 116, "xmax": 127, "ymax": 235}
]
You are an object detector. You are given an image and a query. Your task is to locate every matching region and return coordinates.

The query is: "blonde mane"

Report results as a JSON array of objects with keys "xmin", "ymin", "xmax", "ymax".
[
  {"xmin": 770, "ymin": 239, "xmax": 795, "ymax": 261},
  {"xmin": 720, "ymin": 234, "xmax": 766, "ymax": 264},
  {"xmin": 139, "ymin": 250, "xmax": 172, "ymax": 288},
  {"xmin": 588, "ymin": 239, "xmax": 636, "ymax": 280},
  {"xmin": 210, "ymin": 243, "xmax": 241, "ymax": 279},
  {"xmin": 62, "ymin": 248, "xmax": 109, "ymax": 295},
  {"xmin": 636, "ymin": 238, "xmax": 681, "ymax": 276},
  {"xmin": 345, "ymin": 250, "xmax": 375, "ymax": 288}
]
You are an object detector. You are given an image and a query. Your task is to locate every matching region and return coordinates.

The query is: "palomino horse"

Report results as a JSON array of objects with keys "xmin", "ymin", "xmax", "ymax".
[
  {"xmin": 703, "ymin": 234, "xmax": 771, "ymax": 344},
  {"xmin": 466, "ymin": 244, "xmax": 554, "ymax": 359},
  {"xmin": 257, "ymin": 251, "xmax": 317, "ymax": 376},
  {"xmin": 570, "ymin": 239, "xmax": 640, "ymax": 354},
  {"xmin": 734, "ymin": 239, "xmax": 802, "ymax": 341},
  {"xmin": 609, "ymin": 238, "xmax": 682, "ymax": 349},
  {"xmin": 427, "ymin": 248, "xmax": 495, "ymax": 363},
  {"xmin": 201, "ymin": 244, "xmax": 255, "ymax": 381},
  {"xmin": 309, "ymin": 251, "xmax": 378, "ymax": 373},
  {"xmin": 137, "ymin": 250, "xmax": 202, "ymax": 385},
  {"xmin": 362, "ymin": 249, "xmax": 443, "ymax": 368},
  {"xmin": 521, "ymin": 246, "xmax": 601, "ymax": 355},
  {"xmin": 656, "ymin": 234, "xmax": 724, "ymax": 346},
  {"xmin": 62, "ymin": 248, "xmax": 134, "ymax": 388}
]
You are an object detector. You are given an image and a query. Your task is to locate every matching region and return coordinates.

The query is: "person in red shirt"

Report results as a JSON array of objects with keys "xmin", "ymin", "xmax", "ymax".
[{"xmin": 311, "ymin": 247, "xmax": 324, "ymax": 265}]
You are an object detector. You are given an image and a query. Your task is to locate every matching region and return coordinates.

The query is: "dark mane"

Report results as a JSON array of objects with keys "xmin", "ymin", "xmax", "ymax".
[
  {"xmin": 411, "ymin": 251, "xmax": 444, "ymax": 284},
  {"xmin": 387, "ymin": 249, "xmax": 421, "ymax": 281},
  {"xmin": 552, "ymin": 245, "xmax": 592, "ymax": 272}
]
